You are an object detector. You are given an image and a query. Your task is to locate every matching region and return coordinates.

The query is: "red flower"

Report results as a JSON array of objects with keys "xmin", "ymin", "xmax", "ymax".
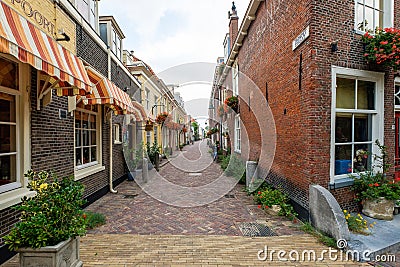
[
  {"xmin": 374, "ymin": 183, "xmax": 379, "ymax": 187},
  {"xmin": 82, "ymin": 214, "xmax": 87, "ymax": 219},
  {"xmin": 257, "ymin": 205, "xmax": 261, "ymax": 209},
  {"xmin": 369, "ymin": 183, "xmax": 374, "ymax": 187},
  {"xmin": 380, "ymin": 41, "xmax": 388, "ymax": 45},
  {"xmin": 258, "ymin": 191, "xmax": 261, "ymax": 195},
  {"xmin": 265, "ymin": 206, "xmax": 269, "ymax": 209},
  {"xmin": 347, "ymin": 168, "xmax": 352, "ymax": 173}
]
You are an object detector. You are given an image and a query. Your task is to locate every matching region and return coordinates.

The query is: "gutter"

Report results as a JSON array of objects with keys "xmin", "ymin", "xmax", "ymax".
[{"xmin": 109, "ymin": 111, "xmax": 117, "ymax": 194}]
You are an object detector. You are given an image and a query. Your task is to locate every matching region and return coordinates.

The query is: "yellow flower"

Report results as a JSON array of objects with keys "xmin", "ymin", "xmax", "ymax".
[
  {"xmin": 39, "ymin": 183, "xmax": 48, "ymax": 190},
  {"xmin": 343, "ymin": 210, "xmax": 348, "ymax": 213}
]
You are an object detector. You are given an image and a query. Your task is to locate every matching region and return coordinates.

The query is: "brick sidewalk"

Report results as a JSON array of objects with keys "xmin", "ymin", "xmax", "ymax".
[{"xmin": 1, "ymin": 141, "xmax": 370, "ymax": 266}]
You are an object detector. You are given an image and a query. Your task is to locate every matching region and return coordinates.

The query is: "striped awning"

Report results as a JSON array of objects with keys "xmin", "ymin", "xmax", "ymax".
[
  {"xmin": 79, "ymin": 67, "xmax": 146, "ymax": 118},
  {"xmin": 0, "ymin": 1, "xmax": 91, "ymax": 95}
]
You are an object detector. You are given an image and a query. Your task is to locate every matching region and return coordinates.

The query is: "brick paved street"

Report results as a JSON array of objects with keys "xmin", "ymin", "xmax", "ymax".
[{"xmin": 1, "ymin": 141, "xmax": 369, "ymax": 266}]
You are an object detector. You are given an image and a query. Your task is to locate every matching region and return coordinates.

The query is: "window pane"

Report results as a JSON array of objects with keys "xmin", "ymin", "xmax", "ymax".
[
  {"xmin": 76, "ymin": 148, "xmax": 82, "ymax": 166},
  {"xmin": 365, "ymin": 7, "xmax": 374, "ymax": 30},
  {"xmin": 335, "ymin": 114, "xmax": 352, "ymax": 143},
  {"xmin": 336, "ymin": 78, "xmax": 355, "ymax": 109},
  {"xmin": 82, "ymin": 113, "xmax": 89, "ymax": 129},
  {"xmin": 396, "ymin": 85, "xmax": 400, "ymax": 106},
  {"xmin": 0, "ymin": 125, "xmax": 16, "ymax": 153},
  {"xmin": 354, "ymin": 114, "xmax": 372, "ymax": 142},
  {"xmin": 357, "ymin": 80, "xmax": 375, "ymax": 110},
  {"xmin": 365, "ymin": 0, "xmax": 374, "ymax": 7},
  {"xmin": 357, "ymin": 3, "xmax": 365, "ymax": 31},
  {"xmin": 91, "ymin": 147, "xmax": 97, "ymax": 162},
  {"xmin": 0, "ymin": 94, "xmax": 16, "ymax": 122},
  {"xmin": 0, "ymin": 154, "xmax": 16, "ymax": 184},
  {"xmin": 75, "ymin": 129, "xmax": 81, "ymax": 147},
  {"xmin": 75, "ymin": 111, "xmax": 81, "ymax": 128},
  {"xmin": 83, "ymin": 130, "xmax": 89, "ymax": 146},
  {"xmin": 354, "ymin": 144, "xmax": 372, "ymax": 172},
  {"xmin": 335, "ymin": 145, "xmax": 352, "ymax": 175},
  {"xmin": 0, "ymin": 57, "xmax": 18, "ymax": 89},
  {"xmin": 91, "ymin": 131, "xmax": 96, "ymax": 146},
  {"xmin": 83, "ymin": 147, "xmax": 90, "ymax": 164},
  {"xmin": 90, "ymin": 114, "xmax": 96, "ymax": 129}
]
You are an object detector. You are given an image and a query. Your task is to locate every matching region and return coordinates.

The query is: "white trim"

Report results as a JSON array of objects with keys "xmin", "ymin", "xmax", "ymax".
[
  {"xmin": 74, "ymin": 165, "xmax": 105, "ymax": 181},
  {"xmin": 353, "ymin": 0, "xmax": 394, "ymax": 33},
  {"xmin": 330, "ymin": 66, "xmax": 384, "ymax": 182},
  {"xmin": 0, "ymin": 188, "xmax": 36, "ymax": 210},
  {"xmin": 234, "ymin": 114, "xmax": 241, "ymax": 153}
]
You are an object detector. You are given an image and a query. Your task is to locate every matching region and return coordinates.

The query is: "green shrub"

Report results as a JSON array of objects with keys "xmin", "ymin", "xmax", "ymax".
[
  {"xmin": 84, "ymin": 211, "xmax": 106, "ymax": 229},
  {"xmin": 220, "ymin": 155, "xmax": 230, "ymax": 171},
  {"xmin": 253, "ymin": 186, "xmax": 297, "ymax": 219},
  {"xmin": 4, "ymin": 170, "xmax": 86, "ymax": 250},
  {"xmin": 300, "ymin": 222, "xmax": 337, "ymax": 248}
]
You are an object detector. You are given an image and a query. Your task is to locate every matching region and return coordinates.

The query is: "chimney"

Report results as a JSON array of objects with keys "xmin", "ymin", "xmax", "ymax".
[{"xmin": 228, "ymin": 1, "xmax": 239, "ymax": 52}]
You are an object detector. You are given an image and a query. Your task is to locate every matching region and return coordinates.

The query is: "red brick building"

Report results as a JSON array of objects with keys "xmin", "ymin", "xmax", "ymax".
[{"xmin": 213, "ymin": 0, "xmax": 400, "ymax": 218}]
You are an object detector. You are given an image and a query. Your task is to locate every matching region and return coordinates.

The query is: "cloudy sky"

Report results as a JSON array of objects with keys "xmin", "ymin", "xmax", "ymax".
[
  {"xmin": 99, "ymin": 1, "xmax": 246, "ymax": 73},
  {"xmin": 99, "ymin": 0, "xmax": 246, "ymax": 123}
]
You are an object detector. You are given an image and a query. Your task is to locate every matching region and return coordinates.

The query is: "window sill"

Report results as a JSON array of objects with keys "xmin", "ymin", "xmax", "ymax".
[
  {"xmin": 328, "ymin": 177, "xmax": 354, "ymax": 190},
  {"xmin": 0, "ymin": 188, "xmax": 36, "ymax": 210},
  {"xmin": 114, "ymin": 141, "xmax": 122, "ymax": 145},
  {"xmin": 75, "ymin": 165, "xmax": 105, "ymax": 181}
]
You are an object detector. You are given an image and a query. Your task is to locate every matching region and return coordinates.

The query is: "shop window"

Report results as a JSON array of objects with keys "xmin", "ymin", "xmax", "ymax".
[
  {"xmin": 74, "ymin": 105, "xmax": 100, "ymax": 169},
  {"xmin": 331, "ymin": 67, "xmax": 384, "ymax": 181},
  {"xmin": 0, "ymin": 57, "xmax": 19, "ymax": 192}
]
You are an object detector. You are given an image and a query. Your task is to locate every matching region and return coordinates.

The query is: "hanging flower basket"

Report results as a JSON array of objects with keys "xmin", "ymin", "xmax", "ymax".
[
  {"xmin": 156, "ymin": 112, "xmax": 169, "ymax": 125},
  {"xmin": 224, "ymin": 96, "xmax": 239, "ymax": 113},
  {"xmin": 362, "ymin": 28, "xmax": 400, "ymax": 71}
]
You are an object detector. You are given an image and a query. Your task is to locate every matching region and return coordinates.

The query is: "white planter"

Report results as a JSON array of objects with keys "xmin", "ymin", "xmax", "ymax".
[
  {"xmin": 18, "ymin": 237, "xmax": 82, "ymax": 267},
  {"xmin": 362, "ymin": 197, "xmax": 394, "ymax": 220}
]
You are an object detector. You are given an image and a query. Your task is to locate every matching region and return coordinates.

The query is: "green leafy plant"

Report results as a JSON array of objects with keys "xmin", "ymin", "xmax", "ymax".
[
  {"xmin": 343, "ymin": 210, "xmax": 375, "ymax": 235},
  {"xmin": 84, "ymin": 211, "xmax": 106, "ymax": 230},
  {"xmin": 224, "ymin": 96, "xmax": 239, "ymax": 112},
  {"xmin": 4, "ymin": 170, "xmax": 87, "ymax": 250},
  {"xmin": 253, "ymin": 186, "xmax": 298, "ymax": 220},
  {"xmin": 300, "ymin": 222, "xmax": 337, "ymax": 248},
  {"xmin": 351, "ymin": 140, "xmax": 400, "ymax": 201},
  {"xmin": 146, "ymin": 141, "xmax": 161, "ymax": 165},
  {"xmin": 362, "ymin": 28, "xmax": 400, "ymax": 70}
]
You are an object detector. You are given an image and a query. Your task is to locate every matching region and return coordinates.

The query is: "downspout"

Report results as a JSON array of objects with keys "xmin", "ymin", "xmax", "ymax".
[
  {"xmin": 109, "ymin": 111, "xmax": 117, "ymax": 193},
  {"xmin": 107, "ymin": 47, "xmax": 117, "ymax": 193}
]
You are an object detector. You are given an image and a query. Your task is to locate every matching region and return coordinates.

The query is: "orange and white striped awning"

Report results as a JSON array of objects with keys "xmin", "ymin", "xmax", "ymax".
[
  {"xmin": 79, "ymin": 67, "xmax": 147, "ymax": 119},
  {"xmin": 0, "ymin": 1, "xmax": 91, "ymax": 95}
]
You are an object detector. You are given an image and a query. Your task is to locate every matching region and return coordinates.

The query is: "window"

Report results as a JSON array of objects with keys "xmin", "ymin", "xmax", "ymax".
[
  {"xmin": 331, "ymin": 66, "xmax": 384, "ymax": 181},
  {"xmin": 232, "ymin": 62, "xmax": 239, "ymax": 96},
  {"xmin": 145, "ymin": 89, "xmax": 150, "ymax": 110},
  {"xmin": 355, "ymin": 0, "xmax": 393, "ymax": 32},
  {"xmin": 395, "ymin": 81, "xmax": 400, "ymax": 108},
  {"xmin": 154, "ymin": 95, "xmax": 158, "ymax": 116},
  {"xmin": 113, "ymin": 124, "xmax": 121, "ymax": 144},
  {"xmin": 76, "ymin": 0, "xmax": 98, "ymax": 29},
  {"xmin": 74, "ymin": 105, "xmax": 100, "ymax": 169},
  {"xmin": 234, "ymin": 115, "xmax": 241, "ymax": 152},
  {"xmin": 99, "ymin": 23, "xmax": 107, "ymax": 44},
  {"xmin": 0, "ymin": 57, "xmax": 18, "ymax": 192}
]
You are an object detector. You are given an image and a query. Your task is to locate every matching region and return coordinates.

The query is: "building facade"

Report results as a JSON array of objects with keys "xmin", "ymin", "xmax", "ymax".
[
  {"xmin": 213, "ymin": 0, "xmax": 400, "ymax": 219},
  {"xmin": 0, "ymin": 0, "xmax": 147, "ymax": 263}
]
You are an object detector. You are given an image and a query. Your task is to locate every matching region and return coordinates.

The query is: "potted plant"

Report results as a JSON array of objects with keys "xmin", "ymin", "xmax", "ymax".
[
  {"xmin": 362, "ymin": 28, "xmax": 400, "ymax": 71},
  {"xmin": 351, "ymin": 140, "xmax": 400, "ymax": 220},
  {"xmin": 4, "ymin": 170, "xmax": 86, "ymax": 267},
  {"xmin": 179, "ymin": 144, "xmax": 184, "ymax": 151},
  {"xmin": 144, "ymin": 120, "xmax": 154, "ymax": 131},
  {"xmin": 224, "ymin": 96, "xmax": 239, "ymax": 113}
]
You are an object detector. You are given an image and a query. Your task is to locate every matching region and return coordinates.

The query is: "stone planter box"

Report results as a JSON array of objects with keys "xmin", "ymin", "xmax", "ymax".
[
  {"xmin": 362, "ymin": 197, "xmax": 394, "ymax": 220},
  {"xmin": 18, "ymin": 237, "xmax": 82, "ymax": 267}
]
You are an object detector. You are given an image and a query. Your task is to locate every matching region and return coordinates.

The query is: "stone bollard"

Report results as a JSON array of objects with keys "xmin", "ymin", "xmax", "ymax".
[
  {"xmin": 142, "ymin": 158, "xmax": 148, "ymax": 183},
  {"xmin": 246, "ymin": 161, "xmax": 258, "ymax": 188},
  {"xmin": 155, "ymin": 152, "xmax": 160, "ymax": 171}
]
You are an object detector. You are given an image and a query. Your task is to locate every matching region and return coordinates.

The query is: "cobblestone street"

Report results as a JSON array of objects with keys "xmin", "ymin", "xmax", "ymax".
[{"xmin": 1, "ymin": 141, "xmax": 368, "ymax": 266}]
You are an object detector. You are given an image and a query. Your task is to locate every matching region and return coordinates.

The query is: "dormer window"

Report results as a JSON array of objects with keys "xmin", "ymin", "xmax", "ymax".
[{"xmin": 99, "ymin": 16, "xmax": 125, "ymax": 61}]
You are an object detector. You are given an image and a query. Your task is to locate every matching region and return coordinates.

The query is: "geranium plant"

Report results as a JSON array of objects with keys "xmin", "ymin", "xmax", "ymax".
[
  {"xmin": 224, "ymin": 96, "xmax": 239, "ymax": 112},
  {"xmin": 155, "ymin": 112, "xmax": 169, "ymax": 125},
  {"xmin": 4, "ymin": 170, "xmax": 87, "ymax": 250},
  {"xmin": 351, "ymin": 140, "xmax": 400, "ymax": 201},
  {"xmin": 362, "ymin": 28, "xmax": 400, "ymax": 70}
]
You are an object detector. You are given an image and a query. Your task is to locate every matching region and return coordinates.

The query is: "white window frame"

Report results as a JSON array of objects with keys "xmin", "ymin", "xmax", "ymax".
[
  {"xmin": 145, "ymin": 88, "xmax": 150, "ymax": 110},
  {"xmin": 232, "ymin": 62, "xmax": 239, "ymax": 96},
  {"xmin": 74, "ymin": 106, "xmax": 104, "ymax": 180},
  {"xmin": 234, "ymin": 114, "xmax": 241, "ymax": 153},
  {"xmin": 395, "ymin": 77, "xmax": 400, "ymax": 109},
  {"xmin": 0, "ymin": 60, "xmax": 20, "ymax": 194},
  {"xmin": 354, "ymin": 0, "xmax": 394, "ymax": 34},
  {"xmin": 330, "ymin": 66, "xmax": 384, "ymax": 182},
  {"xmin": 113, "ymin": 124, "xmax": 121, "ymax": 144}
]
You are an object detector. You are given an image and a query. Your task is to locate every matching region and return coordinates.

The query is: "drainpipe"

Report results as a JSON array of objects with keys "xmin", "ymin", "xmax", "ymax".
[{"xmin": 109, "ymin": 110, "xmax": 117, "ymax": 193}]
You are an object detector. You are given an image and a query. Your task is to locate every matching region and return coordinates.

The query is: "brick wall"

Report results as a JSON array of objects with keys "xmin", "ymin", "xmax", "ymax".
[
  {"xmin": 76, "ymin": 25, "xmax": 108, "ymax": 77},
  {"xmin": 0, "ymin": 206, "xmax": 21, "ymax": 247}
]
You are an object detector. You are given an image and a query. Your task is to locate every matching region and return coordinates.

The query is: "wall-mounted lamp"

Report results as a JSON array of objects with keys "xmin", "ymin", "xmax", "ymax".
[
  {"xmin": 56, "ymin": 32, "xmax": 70, "ymax": 42},
  {"xmin": 330, "ymin": 40, "xmax": 338, "ymax": 53}
]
